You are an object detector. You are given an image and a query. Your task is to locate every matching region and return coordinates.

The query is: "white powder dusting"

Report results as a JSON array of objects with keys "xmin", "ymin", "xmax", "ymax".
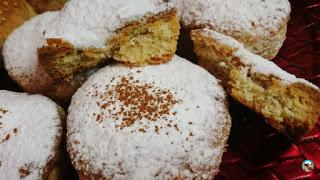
[
  {"xmin": 3, "ymin": 12, "xmax": 59, "ymax": 92},
  {"xmin": 2, "ymin": 0, "xmax": 171, "ymax": 92},
  {"xmin": 199, "ymin": 28, "xmax": 319, "ymax": 90},
  {"xmin": 172, "ymin": 0, "xmax": 291, "ymax": 37},
  {"xmin": 52, "ymin": 0, "xmax": 170, "ymax": 48},
  {"xmin": 67, "ymin": 55, "xmax": 231, "ymax": 179},
  {"xmin": 0, "ymin": 90, "xmax": 62, "ymax": 180}
]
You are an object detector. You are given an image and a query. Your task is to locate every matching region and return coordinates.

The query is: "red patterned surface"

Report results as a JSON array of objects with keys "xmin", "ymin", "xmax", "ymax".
[{"xmin": 215, "ymin": 0, "xmax": 320, "ymax": 179}]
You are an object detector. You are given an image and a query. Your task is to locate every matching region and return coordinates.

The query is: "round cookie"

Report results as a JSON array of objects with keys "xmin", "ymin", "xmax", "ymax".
[
  {"xmin": 191, "ymin": 28, "xmax": 320, "ymax": 139},
  {"xmin": 3, "ymin": 0, "xmax": 179, "ymax": 102},
  {"xmin": 0, "ymin": 90, "xmax": 64, "ymax": 179},
  {"xmin": 67, "ymin": 55, "xmax": 231, "ymax": 179},
  {"xmin": 2, "ymin": 11, "xmax": 90, "ymax": 103},
  {"xmin": 173, "ymin": 0, "xmax": 291, "ymax": 59}
]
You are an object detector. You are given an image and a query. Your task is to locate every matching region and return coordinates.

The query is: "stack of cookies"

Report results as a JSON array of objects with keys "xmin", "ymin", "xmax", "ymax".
[{"xmin": 1, "ymin": 0, "xmax": 319, "ymax": 179}]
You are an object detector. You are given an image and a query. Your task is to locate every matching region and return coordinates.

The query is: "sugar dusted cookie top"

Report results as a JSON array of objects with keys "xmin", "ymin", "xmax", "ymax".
[
  {"xmin": 67, "ymin": 55, "xmax": 231, "ymax": 179},
  {"xmin": 173, "ymin": 0, "xmax": 290, "ymax": 37},
  {"xmin": 197, "ymin": 28, "xmax": 319, "ymax": 89},
  {"xmin": 2, "ymin": 0, "xmax": 172, "ymax": 97},
  {"xmin": 50, "ymin": 0, "xmax": 170, "ymax": 48},
  {"xmin": 0, "ymin": 90, "xmax": 62, "ymax": 179},
  {"xmin": 3, "ymin": 12, "xmax": 59, "ymax": 87}
]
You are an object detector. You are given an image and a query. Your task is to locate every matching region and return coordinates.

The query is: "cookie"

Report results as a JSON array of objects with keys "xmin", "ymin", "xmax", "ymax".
[
  {"xmin": 67, "ymin": 55, "xmax": 231, "ymax": 179},
  {"xmin": 3, "ymin": 0, "xmax": 180, "ymax": 101},
  {"xmin": 173, "ymin": 0, "xmax": 291, "ymax": 59},
  {"xmin": 0, "ymin": 90, "xmax": 64, "ymax": 179},
  {"xmin": 191, "ymin": 28, "xmax": 320, "ymax": 139}
]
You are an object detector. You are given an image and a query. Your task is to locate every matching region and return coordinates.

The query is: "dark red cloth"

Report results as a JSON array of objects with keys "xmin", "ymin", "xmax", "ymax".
[{"xmin": 216, "ymin": 0, "xmax": 320, "ymax": 179}]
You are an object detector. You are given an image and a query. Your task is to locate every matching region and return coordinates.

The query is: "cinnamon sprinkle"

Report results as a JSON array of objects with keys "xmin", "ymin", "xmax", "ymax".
[
  {"xmin": 0, "ymin": 108, "xmax": 8, "ymax": 114},
  {"xmin": 94, "ymin": 76, "xmax": 182, "ymax": 132},
  {"xmin": 19, "ymin": 163, "xmax": 34, "ymax": 178},
  {"xmin": 155, "ymin": 126, "xmax": 159, "ymax": 134},
  {"xmin": 5, "ymin": 134, "xmax": 10, "ymax": 141},
  {"xmin": 0, "ymin": 108, "xmax": 8, "ymax": 119}
]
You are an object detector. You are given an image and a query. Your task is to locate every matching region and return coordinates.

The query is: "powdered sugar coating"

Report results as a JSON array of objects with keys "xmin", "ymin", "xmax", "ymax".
[
  {"xmin": 2, "ymin": 0, "xmax": 171, "ymax": 93},
  {"xmin": 0, "ymin": 90, "xmax": 62, "ymax": 179},
  {"xmin": 199, "ymin": 28, "xmax": 319, "ymax": 90},
  {"xmin": 173, "ymin": 0, "xmax": 290, "ymax": 37},
  {"xmin": 67, "ymin": 55, "xmax": 231, "ymax": 179},
  {"xmin": 3, "ymin": 12, "xmax": 59, "ymax": 92},
  {"xmin": 51, "ymin": 0, "xmax": 170, "ymax": 48}
]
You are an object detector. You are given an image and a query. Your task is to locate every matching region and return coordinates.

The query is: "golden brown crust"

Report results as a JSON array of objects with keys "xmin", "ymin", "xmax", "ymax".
[
  {"xmin": 16, "ymin": 66, "xmax": 93, "ymax": 106},
  {"xmin": 36, "ymin": 10, "xmax": 179, "ymax": 102},
  {"xmin": 191, "ymin": 30, "xmax": 320, "ymax": 140},
  {"xmin": 0, "ymin": 0, "xmax": 36, "ymax": 49},
  {"xmin": 26, "ymin": 0, "xmax": 67, "ymax": 13},
  {"xmin": 38, "ymin": 38, "xmax": 109, "ymax": 84},
  {"xmin": 185, "ymin": 16, "xmax": 289, "ymax": 60},
  {"xmin": 38, "ymin": 10, "xmax": 179, "ymax": 84},
  {"xmin": 107, "ymin": 9, "xmax": 180, "ymax": 65}
]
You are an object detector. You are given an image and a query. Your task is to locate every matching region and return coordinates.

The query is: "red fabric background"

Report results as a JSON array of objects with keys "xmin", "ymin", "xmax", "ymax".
[{"xmin": 215, "ymin": 0, "xmax": 320, "ymax": 179}]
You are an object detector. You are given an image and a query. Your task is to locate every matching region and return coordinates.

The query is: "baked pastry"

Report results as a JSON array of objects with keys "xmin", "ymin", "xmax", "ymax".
[
  {"xmin": 26, "ymin": 0, "xmax": 68, "ymax": 13},
  {"xmin": 0, "ymin": 90, "xmax": 64, "ymax": 179},
  {"xmin": 67, "ymin": 55, "xmax": 231, "ymax": 179},
  {"xmin": 3, "ymin": 11, "xmax": 86, "ymax": 103},
  {"xmin": 191, "ymin": 28, "xmax": 320, "ymax": 139},
  {"xmin": 173, "ymin": 0, "xmax": 291, "ymax": 59},
  {"xmin": 0, "ymin": 0, "xmax": 36, "ymax": 65},
  {"xmin": 3, "ymin": 0, "xmax": 180, "ymax": 101}
]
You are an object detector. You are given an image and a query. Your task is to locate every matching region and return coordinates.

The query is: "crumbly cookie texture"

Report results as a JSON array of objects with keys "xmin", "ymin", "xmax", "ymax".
[
  {"xmin": 67, "ymin": 55, "xmax": 231, "ymax": 179},
  {"xmin": 191, "ymin": 28, "xmax": 320, "ymax": 140},
  {"xmin": 26, "ymin": 0, "xmax": 68, "ymax": 13},
  {"xmin": 3, "ymin": 0, "xmax": 179, "ymax": 101},
  {"xmin": 0, "ymin": 90, "xmax": 63, "ymax": 180},
  {"xmin": 38, "ymin": 10, "xmax": 179, "ymax": 84},
  {"xmin": 0, "ymin": 0, "xmax": 36, "ymax": 49},
  {"xmin": 3, "ymin": 12, "xmax": 86, "ymax": 103},
  {"xmin": 172, "ymin": 0, "xmax": 291, "ymax": 59}
]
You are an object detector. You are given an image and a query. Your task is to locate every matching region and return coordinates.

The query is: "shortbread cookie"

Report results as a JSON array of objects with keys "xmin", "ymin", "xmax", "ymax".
[
  {"xmin": 67, "ymin": 55, "xmax": 231, "ymax": 179},
  {"xmin": 2, "ymin": 12, "xmax": 91, "ymax": 103},
  {"xmin": 191, "ymin": 28, "xmax": 320, "ymax": 139},
  {"xmin": 0, "ymin": 90, "xmax": 64, "ymax": 179},
  {"xmin": 3, "ymin": 0, "xmax": 180, "ymax": 101},
  {"xmin": 173, "ymin": 0, "xmax": 291, "ymax": 59}
]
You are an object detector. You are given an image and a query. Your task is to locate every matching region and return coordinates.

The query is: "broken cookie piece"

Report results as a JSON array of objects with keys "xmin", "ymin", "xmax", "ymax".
[
  {"xmin": 3, "ymin": 0, "xmax": 180, "ymax": 101},
  {"xmin": 191, "ymin": 28, "xmax": 320, "ymax": 139}
]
